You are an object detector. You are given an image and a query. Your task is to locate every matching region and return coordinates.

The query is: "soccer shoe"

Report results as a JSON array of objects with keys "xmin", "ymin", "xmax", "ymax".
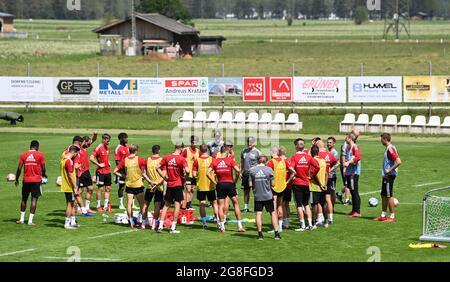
[
  {"xmin": 387, "ymin": 217, "xmax": 396, "ymax": 222},
  {"xmin": 350, "ymin": 212, "xmax": 362, "ymax": 217},
  {"xmin": 170, "ymin": 230, "xmax": 180, "ymax": 234},
  {"xmin": 327, "ymin": 220, "xmax": 334, "ymax": 225},
  {"xmin": 16, "ymin": 220, "xmax": 24, "ymax": 225},
  {"xmin": 119, "ymin": 204, "xmax": 126, "ymax": 210},
  {"xmin": 241, "ymin": 208, "xmax": 250, "ymax": 213},
  {"xmin": 70, "ymin": 223, "xmax": 81, "ymax": 228},
  {"xmin": 237, "ymin": 227, "xmax": 246, "ymax": 233},
  {"xmin": 373, "ymin": 216, "xmax": 387, "ymax": 222},
  {"xmin": 268, "ymin": 229, "xmax": 283, "ymax": 234},
  {"xmin": 344, "ymin": 200, "xmax": 352, "ymax": 206},
  {"xmin": 105, "ymin": 204, "xmax": 113, "ymax": 212},
  {"xmin": 324, "ymin": 223, "xmax": 329, "ymax": 228},
  {"xmin": 82, "ymin": 212, "xmax": 94, "ymax": 217},
  {"xmin": 308, "ymin": 225, "xmax": 317, "ymax": 231},
  {"xmin": 274, "ymin": 233, "xmax": 281, "ymax": 240},
  {"xmin": 258, "ymin": 234, "xmax": 264, "ymax": 241},
  {"xmin": 346, "ymin": 211, "xmax": 354, "ymax": 216},
  {"xmin": 64, "ymin": 225, "xmax": 77, "ymax": 230},
  {"xmin": 336, "ymin": 192, "xmax": 343, "ymax": 204},
  {"xmin": 137, "ymin": 223, "xmax": 145, "ymax": 230},
  {"xmin": 96, "ymin": 206, "xmax": 104, "ymax": 212},
  {"xmin": 157, "ymin": 228, "xmax": 164, "ymax": 233},
  {"xmin": 294, "ymin": 227, "xmax": 307, "ymax": 232},
  {"xmin": 86, "ymin": 209, "xmax": 96, "ymax": 214}
]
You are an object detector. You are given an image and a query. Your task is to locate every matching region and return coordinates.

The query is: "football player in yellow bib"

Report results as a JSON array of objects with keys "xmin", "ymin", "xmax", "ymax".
[
  {"xmin": 181, "ymin": 135, "xmax": 200, "ymax": 210},
  {"xmin": 143, "ymin": 145, "xmax": 165, "ymax": 230},
  {"xmin": 193, "ymin": 144, "xmax": 218, "ymax": 229},
  {"xmin": 267, "ymin": 146, "xmax": 295, "ymax": 233},
  {"xmin": 309, "ymin": 145, "xmax": 328, "ymax": 229},
  {"xmin": 114, "ymin": 145, "xmax": 152, "ymax": 229},
  {"xmin": 61, "ymin": 146, "xmax": 81, "ymax": 229}
]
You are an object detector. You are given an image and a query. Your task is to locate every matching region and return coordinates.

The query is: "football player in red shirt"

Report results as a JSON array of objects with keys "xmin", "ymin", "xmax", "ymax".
[
  {"xmin": 90, "ymin": 134, "xmax": 113, "ymax": 212},
  {"xmin": 156, "ymin": 142, "xmax": 189, "ymax": 234},
  {"xmin": 15, "ymin": 140, "xmax": 46, "ymax": 225},
  {"xmin": 115, "ymin": 132, "xmax": 130, "ymax": 210},
  {"xmin": 207, "ymin": 146, "xmax": 245, "ymax": 233},
  {"xmin": 79, "ymin": 134, "xmax": 97, "ymax": 213},
  {"xmin": 289, "ymin": 138, "xmax": 320, "ymax": 232}
]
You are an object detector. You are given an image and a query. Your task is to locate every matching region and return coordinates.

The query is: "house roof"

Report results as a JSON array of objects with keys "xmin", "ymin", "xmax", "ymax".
[
  {"xmin": 0, "ymin": 12, "xmax": 14, "ymax": 18},
  {"xmin": 93, "ymin": 13, "xmax": 199, "ymax": 36}
]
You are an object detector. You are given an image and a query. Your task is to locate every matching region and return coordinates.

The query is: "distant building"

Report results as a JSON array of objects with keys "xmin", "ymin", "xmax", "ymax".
[
  {"xmin": 0, "ymin": 12, "xmax": 14, "ymax": 33},
  {"xmin": 93, "ymin": 13, "xmax": 200, "ymax": 56}
]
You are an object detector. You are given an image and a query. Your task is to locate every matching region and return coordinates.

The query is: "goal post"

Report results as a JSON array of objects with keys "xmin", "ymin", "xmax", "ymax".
[{"xmin": 420, "ymin": 186, "xmax": 450, "ymax": 242}]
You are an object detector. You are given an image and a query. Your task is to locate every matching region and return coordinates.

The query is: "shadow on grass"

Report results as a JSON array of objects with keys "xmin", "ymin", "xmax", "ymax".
[{"xmin": 44, "ymin": 218, "xmax": 64, "ymax": 228}]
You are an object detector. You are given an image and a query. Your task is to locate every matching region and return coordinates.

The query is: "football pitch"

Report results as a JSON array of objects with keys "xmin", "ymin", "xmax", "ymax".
[{"xmin": 0, "ymin": 131, "xmax": 449, "ymax": 262}]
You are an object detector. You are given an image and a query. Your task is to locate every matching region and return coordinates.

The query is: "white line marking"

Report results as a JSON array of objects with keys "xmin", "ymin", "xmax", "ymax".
[
  {"xmin": 360, "ymin": 190, "xmax": 379, "ymax": 196},
  {"xmin": 43, "ymin": 256, "xmax": 120, "ymax": 261},
  {"xmin": 415, "ymin": 182, "xmax": 443, "ymax": 187},
  {"xmin": 0, "ymin": 249, "xmax": 36, "ymax": 257},
  {"xmin": 88, "ymin": 229, "xmax": 137, "ymax": 240}
]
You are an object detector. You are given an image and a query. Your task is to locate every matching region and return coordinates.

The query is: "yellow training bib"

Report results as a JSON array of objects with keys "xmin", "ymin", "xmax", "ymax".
[
  {"xmin": 60, "ymin": 158, "xmax": 75, "ymax": 193},
  {"xmin": 310, "ymin": 158, "xmax": 327, "ymax": 192},
  {"xmin": 197, "ymin": 157, "xmax": 215, "ymax": 192},
  {"xmin": 272, "ymin": 159, "xmax": 287, "ymax": 193},
  {"xmin": 125, "ymin": 157, "xmax": 143, "ymax": 188},
  {"xmin": 147, "ymin": 157, "xmax": 164, "ymax": 191}
]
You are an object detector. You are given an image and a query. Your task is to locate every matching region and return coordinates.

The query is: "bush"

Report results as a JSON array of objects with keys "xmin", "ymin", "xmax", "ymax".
[
  {"xmin": 354, "ymin": 6, "xmax": 369, "ymax": 25},
  {"xmin": 287, "ymin": 17, "xmax": 293, "ymax": 26}
]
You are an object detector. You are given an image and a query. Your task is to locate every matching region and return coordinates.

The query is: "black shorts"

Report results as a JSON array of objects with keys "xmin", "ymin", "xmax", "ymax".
[
  {"xmin": 165, "ymin": 186, "xmax": 184, "ymax": 203},
  {"xmin": 293, "ymin": 185, "xmax": 310, "ymax": 207},
  {"xmin": 96, "ymin": 173, "xmax": 112, "ymax": 187},
  {"xmin": 311, "ymin": 191, "xmax": 326, "ymax": 206},
  {"xmin": 145, "ymin": 189, "xmax": 164, "ymax": 203},
  {"xmin": 273, "ymin": 190, "xmax": 284, "ymax": 198},
  {"xmin": 326, "ymin": 177, "xmax": 337, "ymax": 195},
  {"xmin": 345, "ymin": 175, "xmax": 359, "ymax": 191},
  {"xmin": 283, "ymin": 187, "xmax": 292, "ymax": 202},
  {"xmin": 79, "ymin": 171, "xmax": 93, "ymax": 188},
  {"xmin": 381, "ymin": 175, "xmax": 396, "ymax": 198},
  {"xmin": 65, "ymin": 192, "xmax": 75, "ymax": 203},
  {"xmin": 126, "ymin": 187, "xmax": 144, "ymax": 195},
  {"xmin": 185, "ymin": 177, "xmax": 197, "ymax": 186},
  {"xmin": 22, "ymin": 182, "xmax": 42, "ymax": 199},
  {"xmin": 216, "ymin": 182, "xmax": 238, "ymax": 200},
  {"xmin": 241, "ymin": 174, "xmax": 251, "ymax": 190},
  {"xmin": 197, "ymin": 190, "xmax": 217, "ymax": 202},
  {"xmin": 255, "ymin": 200, "xmax": 275, "ymax": 212}
]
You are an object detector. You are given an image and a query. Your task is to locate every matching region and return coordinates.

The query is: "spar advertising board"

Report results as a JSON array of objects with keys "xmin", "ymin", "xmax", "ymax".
[
  {"xmin": 404, "ymin": 76, "xmax": 450, "ymax": 102},
  {"xmin": 348, "ymin": 76, "xmax": 403, "ymax": 103},
  {"xmin": 293, "ymin": 77, "xmax": 346, "ymax": 103},
  {"xmin": 164, "ymin": 77, "xmax": 209, "ymax": 103},
  {"xmin": 98, "ymin": 78, "xmax": 164, "ymax": 103},
  {"xmin": 242, "ymin": 77, "xmax": 266, "ymax": 102},
  {"xmin": 0, "ymin": 77, "xmax": 53, "ymax": 102},
  {"xmin": 54, "ymin": 78, "xmax": 98, "ymax": 102},
  {"xmin": 269, "ymin": 77, "xmax": 293, "ymax": 102}
]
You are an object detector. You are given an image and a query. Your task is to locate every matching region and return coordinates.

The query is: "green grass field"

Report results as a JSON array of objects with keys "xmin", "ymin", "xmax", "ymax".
[
  {"xmin": 1, "ymin": 19, "xmax": 450, "ymax": 77},
  {"xmin": 0, "ymin": 130, "xmax": 449, "ymax": 262}
]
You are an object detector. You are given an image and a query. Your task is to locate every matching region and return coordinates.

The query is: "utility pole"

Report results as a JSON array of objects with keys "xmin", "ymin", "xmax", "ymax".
[{"xmin": 130, "ymin": 0, "xmax": 137, "ymax": 56}]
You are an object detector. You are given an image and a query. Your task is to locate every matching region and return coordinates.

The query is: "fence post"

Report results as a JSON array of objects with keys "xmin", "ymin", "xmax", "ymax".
[
  {"xmin": 361, "ymin": 102, "xmax": 364, "ymax": 114},
  {"xmin": 221, "ymin": 64, "xmax": 225, "ymax": 113},
  {"xmin": 26, "ymin": 63, "xmax": 32, "ymax": 112},
  {"xmin": 97, "ymin": 63, "xmax": 100, "ymax": 112},
  {"xmin": 292, "ymin": 63, "xmax": 296, "ymax": 113},
  {"xmin": 429, "ymin": 61, "xmax": 432, "ymax": 76},
  {"xmin": 156, "ymin": 63, "xmax": 159, "ymax": 78},
  {"xmin": 429, "ymin": 102, "xmax": 432, "ymax": 118},
  {"xmin": 360, "ymin": 63, "xmax": 364, "ymax": 76}
]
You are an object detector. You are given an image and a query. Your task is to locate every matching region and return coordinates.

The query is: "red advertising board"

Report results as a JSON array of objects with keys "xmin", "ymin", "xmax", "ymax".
[
  {"xmin": 270, "ymin": 77, "xmax": 293, "ymax": 102},
  {"xmin": 243, "ymin": 77, "xmax": 266, "ymax": 102}
]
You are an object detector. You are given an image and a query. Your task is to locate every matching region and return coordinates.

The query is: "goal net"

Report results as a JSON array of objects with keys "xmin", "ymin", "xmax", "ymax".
[{"xmin": 420, "ymin": 187, "xmax": 450, "ymax": 242}]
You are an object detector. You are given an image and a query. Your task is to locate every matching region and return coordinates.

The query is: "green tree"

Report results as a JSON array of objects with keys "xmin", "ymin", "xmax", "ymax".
[
  {"xmin": 354, "ymin": 5, "xmax": 368, "ymax": 25},
  {"xmin": 138, "ymin": 0, "xmax": 190, "ymax": 20}
]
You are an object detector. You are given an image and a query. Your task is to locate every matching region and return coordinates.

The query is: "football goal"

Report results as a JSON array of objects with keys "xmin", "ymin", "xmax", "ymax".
[{"xmin": 420, "ymin": 187, "xmax": 450, "ymax": 242}]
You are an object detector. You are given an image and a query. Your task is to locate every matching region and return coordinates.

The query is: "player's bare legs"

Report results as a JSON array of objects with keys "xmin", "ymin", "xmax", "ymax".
[{"xmin": 231, "ymin": 195, "xmax": 245, "ymax": 232}]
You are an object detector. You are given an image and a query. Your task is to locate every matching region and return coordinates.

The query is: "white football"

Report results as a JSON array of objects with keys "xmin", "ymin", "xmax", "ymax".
[
  {"xmin": 56, "ymin": 176, "xmax": 62, "ymax": 187},
  {"xmin": 393, "ymin": 198, "xmax": 399, "ymax": 207},
  {"xmin": 368, "ymin": 197, "xmax": 378, "ymax": 207},
  {"xmin": 6, "ymin": 174, "xmax": 16, "ymax": 182}
]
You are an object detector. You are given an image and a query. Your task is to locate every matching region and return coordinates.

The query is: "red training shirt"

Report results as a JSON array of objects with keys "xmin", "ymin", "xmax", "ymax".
[{"xmin": 19, "ymin": 150, "xmax": 46, "ymax": 183}]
